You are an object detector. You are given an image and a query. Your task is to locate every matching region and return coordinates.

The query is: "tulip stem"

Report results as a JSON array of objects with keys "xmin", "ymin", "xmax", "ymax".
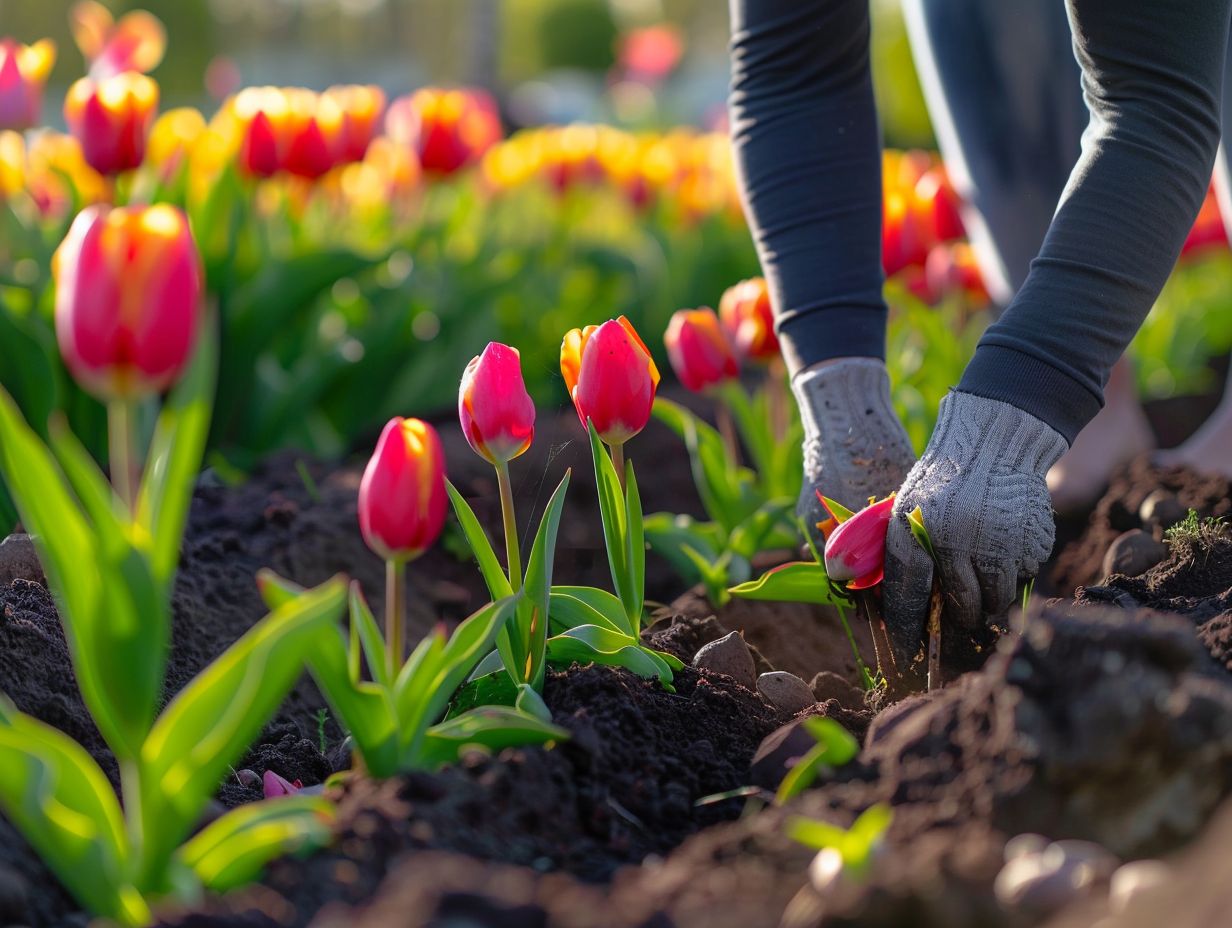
[
  {"xmin": 108, "ymin": 399, "xmax": 137, "ymax": 515},
  {"xmin": 716, "ymin": 402, "xmax": 740, "ymax": 467},
  {"xmin": 926, "ymin": 576, "xmax": 944, "ymax": 691},
  {"xmin": 609, "ymin": 441, "xmax": 626, "ymax": 494},
  {"xmin": 385, "ymin": 558, "xmax": 406, "ymax": 679},
  {"xmin": 496, "ymin": 462, "xmax": 522, "ymax": 591}
]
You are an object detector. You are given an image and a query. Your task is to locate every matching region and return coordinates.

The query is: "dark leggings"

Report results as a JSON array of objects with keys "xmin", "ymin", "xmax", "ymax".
[{"xmin": 729, "ymin": 0, "xmax": 1231, "ymax": 443}]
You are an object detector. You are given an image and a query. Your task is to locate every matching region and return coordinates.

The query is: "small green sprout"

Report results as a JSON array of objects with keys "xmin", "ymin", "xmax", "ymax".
[
  {"xmin": 776, "ymin": 717, "xmax": 860, "ymax": 804},
  {"xmin": 787, "ymin": 804, "xmax": 893, "ymax": 884}
]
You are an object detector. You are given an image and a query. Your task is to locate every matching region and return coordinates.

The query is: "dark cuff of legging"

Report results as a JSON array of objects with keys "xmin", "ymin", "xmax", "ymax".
[
  {"xmin": 957, "ymin": 344, "xmax": 1100, "ymax": 446},
  {"xmin": 777, "ymin": 305, "xmax": 887, "ymax": 376}
]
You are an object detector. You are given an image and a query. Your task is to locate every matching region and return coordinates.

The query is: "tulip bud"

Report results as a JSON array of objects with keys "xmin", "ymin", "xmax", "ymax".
[
  {"xmin": 54, "ymin": 204, "xmax": 202, "ymax": 400},
  {"xmin": 358, "ymin": 417, "xmax": 448, "ymax": 562},
  {"xmin": 560, "ymin": 316, "xmax": 660, "ymax": 445},
  {"xmin": 664, "ymin": 307, "xmax": 739, "ymax": 393},
  {"xmin": 718, "ymin": 277, "xmax": 779, "ymax": 364},
  {"xmin": 459, "ymin": 342, "xmax": 535, "ymax": 465},
  {"xmin": 0, "ymin": 39, "xmax": 56, "ymax": 131},
  {"xmin": 64, "ymin": 71, "xmax": 158, "ymax": 176},
  {"xmin": 823, "ymin": 495, "xmax": 895, "ymax": 590}
]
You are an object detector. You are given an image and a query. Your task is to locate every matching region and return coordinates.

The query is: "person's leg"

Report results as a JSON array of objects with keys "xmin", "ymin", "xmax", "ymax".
[
  {"xmin": 1155, "ymin": 28, "xmax": 1232, "ymax": 478},
  {"xmin": 903, "ymin": 0, "xmax": 1153, "ymax": 510}
]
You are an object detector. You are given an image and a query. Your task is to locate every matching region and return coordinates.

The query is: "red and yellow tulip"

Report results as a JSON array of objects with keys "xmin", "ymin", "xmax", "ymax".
[
  {"xmin": 64, "ymin": 71, "xmax": 158, "ymax": 176},
  {"xmin": 561, "ymin": 316, "xmax": 660, "ymax": 446},
  {"xmin": 358, "ymin": 417, "xmax": 448, "ymax": 563},
  {"xmin": 53, "ymin": 203, "xmax": 202, "ymax": 400},
  {"xmin": 718, "ymin": 276, "xmax": 779, "ymax": 364},
  {"xmin": 664, "ymin": 307, "xmax": 739, "ymax": 393},
  {"xmin": 385, "ymin": 88, "xmax": 502, "ymax": 176}
]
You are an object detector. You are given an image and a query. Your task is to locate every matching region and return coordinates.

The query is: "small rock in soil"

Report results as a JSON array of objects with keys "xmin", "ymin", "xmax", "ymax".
[
  {"xmin": 692, "ymin": 631, "xmax": 756, "ymax": 689},
  {"xmin": 0, "ymin": 534, "xmax": 42, "ymax": 586},
  {"xmin": 1108, "ymin": 859, "xmax": 1170, "ymax": 913},
  {"xmin": 808, "ymin": 670, "xmax": 864, "ymax": 710},
  {"xmin": 1138, "ymin": 490, "xmax": 1187, "ymax": 533},
  {"xmin": 756, "ymin": 671, "xmax": 816, "ymax": 715},
  {"xmin": 1102, "ymin": 529, "xmax": 1167, "ymax": 578}
]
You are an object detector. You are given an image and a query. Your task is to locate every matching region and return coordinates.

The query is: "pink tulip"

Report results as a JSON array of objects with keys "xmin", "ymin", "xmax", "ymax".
[
  {"xmin": 823, "ymin": 495, "xmax": 896, "ymax": 590},
  {"xmin": 459, "ymin": 342, "xmax": 535, "ymax": 465},
  {"xmin": 262, "ymin": 770, "xmax": 302, "ymax": 798},
  {"xmin": 664, "ymin": 307, "xmax": 739, "ymax": 393},
  {"xmin": 560, "ymin": 316, "xmax": 660, "ymax": 446},
  {"xmin": 358, "ymin": 417, "xmax": 448, "ymax": 562},
  {"xmin": 54, "ymin": 204, "xmax": 202, "ymax": 400}
]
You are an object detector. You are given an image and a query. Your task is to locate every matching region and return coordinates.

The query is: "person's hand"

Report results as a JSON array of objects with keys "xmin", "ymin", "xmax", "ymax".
[
  {"xmin": 883, "ymin": 391, "xmax": 1068, "ymax": 665},
  {"xmin": 792, "ymin": 358, "xmax": 916, "ymax": 546}
]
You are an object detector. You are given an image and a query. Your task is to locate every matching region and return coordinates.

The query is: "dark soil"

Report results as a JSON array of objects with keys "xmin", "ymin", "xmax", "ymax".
[
  {"xmin": 1049, "ymin": 456, "xmax": 1232, "ymax": 593},
  {"xmin": 7, "ymin": 397, "xmax": 1232, "ymax": 928}
]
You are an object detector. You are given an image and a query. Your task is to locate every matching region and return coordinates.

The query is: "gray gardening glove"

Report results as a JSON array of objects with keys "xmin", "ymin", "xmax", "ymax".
[
  {"xmin": 883, "ymin": 391, "xmax": 1068, "ymax": 666},
  {"xmin": 792, "ymin": 358, "xmax": 917, "ymax": 546}
]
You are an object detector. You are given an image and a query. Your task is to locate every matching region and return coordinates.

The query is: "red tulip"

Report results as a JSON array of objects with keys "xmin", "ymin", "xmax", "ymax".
[
  {"xmin": 385, "ymin": 88, "xmax": 502, "ymax": 175},
  {"xmin": 914, "ymin": 167, "xmax": 965, "ymax": 243},
  {"xmin": 560, "ymin": 316, "xmax": 660, "ymax": 446},
  {"xmin": 665, "ymin": 307, "xmax": 739, "ymax": 392},
  {"xmin": 459, "ymin": 342, "xmax": 535, "ymax": 465},
  {"xmin": 718, "ymin": 276, "xmax": 779, "ymax": 363},
  {"xmin": 54, "ymin": 204, "xmax": 202, "ymax": 400},
  {"xmin": 358, "ymin": 417, "xmax": 448, "ymax": 562},
  {"xmin": 64, "ymin": 71, "xmax": 158, "ymax": 176},
  {"xmin": 0, "ymin": 39, "xmax": 55, "ymax": 131},
  {"xmin": 823, "ymin": 495, "xmax": 895, "ymax": 590},
  {"xmin": 324, "ymin": 84, "xmax": 386, "ymax": 163}
]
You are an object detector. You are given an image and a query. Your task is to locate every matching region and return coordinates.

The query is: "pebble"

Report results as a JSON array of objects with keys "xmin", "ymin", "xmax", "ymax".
[
  {"xmin": 1109, "ymin": 859, "xmax": 1170, "ymax": 913},
  {"xmin": 693, "ymin": 631, "xmax": 756, "ymax": 689},
  {"xmin": 994, "ymin": 836, "xmax": 1117, "ymax": 916},
  {"xmin": 1138, "ymin": 491, "xmax": 1187, "ymax": 533},
  {"xmin": 757, "ymin": 671, "xmax": 817, "ymax": 714},
  {"xmin": 0, "ymin": 534, "xmax": 43, "ymax": 586},
  {"xmin": 1102, "ymin": 529, "xmax": 1167, "ymax": 579}
]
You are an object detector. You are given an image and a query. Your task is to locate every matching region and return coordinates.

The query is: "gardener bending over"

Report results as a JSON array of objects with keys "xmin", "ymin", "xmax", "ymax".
[{"xmin": 728, "ymin": 0, "xmax": 1231, "ymax": 661}]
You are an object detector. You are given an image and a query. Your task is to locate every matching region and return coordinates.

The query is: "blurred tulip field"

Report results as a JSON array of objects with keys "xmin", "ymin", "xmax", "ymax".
[{"xmin": 4, "ymin": 2, "xmax": 1232, "ymax": 530}]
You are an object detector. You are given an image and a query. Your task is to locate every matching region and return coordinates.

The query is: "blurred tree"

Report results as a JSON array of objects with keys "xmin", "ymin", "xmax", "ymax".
[{"xmin": 501, "ymin": 0, "xmax": 617, "ymax": 83}]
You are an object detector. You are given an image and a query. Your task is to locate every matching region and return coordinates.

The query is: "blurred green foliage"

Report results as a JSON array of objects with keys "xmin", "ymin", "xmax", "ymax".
[{"xmin": 502, "ymin": 0, "xmax": 617, "ymax": 82}]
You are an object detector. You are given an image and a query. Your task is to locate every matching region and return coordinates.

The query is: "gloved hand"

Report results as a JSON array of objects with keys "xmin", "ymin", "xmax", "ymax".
[
  {"xmin": 883, "ymin": 391, "xmax": 1068, "ymax": 666},
  {"xmin": 792, "ymin": 358, "xmax": 917, "ymax": 545}
]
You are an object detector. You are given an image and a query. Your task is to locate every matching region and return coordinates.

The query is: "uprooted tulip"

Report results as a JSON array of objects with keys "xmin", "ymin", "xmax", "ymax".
[
  {"xmin": 64, "ymin": 70, "xmax": 158, "ymax": 175},
  {"xmin": 665, "ymin": 307, "xmax": 739, "ymax": 394},
  {"xmin": 358, "ymin": 416, "xmax": 448, "ymax": 677},
  {"xmin": 0, "ymin": 39, "xmax": 56, "ymax": 131},
  {"xmin": 560, "ymin": 315, "xmax": 660, "ymax": 449},
  {"xmin": 822, "ymin": 494, "xmax": 895, "ymax": 590}
]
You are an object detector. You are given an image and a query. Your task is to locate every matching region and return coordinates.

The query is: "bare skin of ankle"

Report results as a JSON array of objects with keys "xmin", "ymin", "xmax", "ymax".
[
  {"xmin": 1154, "ymin": 369, "xmax": 1232, "ymax": 479},
  {"xmin": 1047, "ymin": 358, "xmax": 1154, "ymax": 513}
]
